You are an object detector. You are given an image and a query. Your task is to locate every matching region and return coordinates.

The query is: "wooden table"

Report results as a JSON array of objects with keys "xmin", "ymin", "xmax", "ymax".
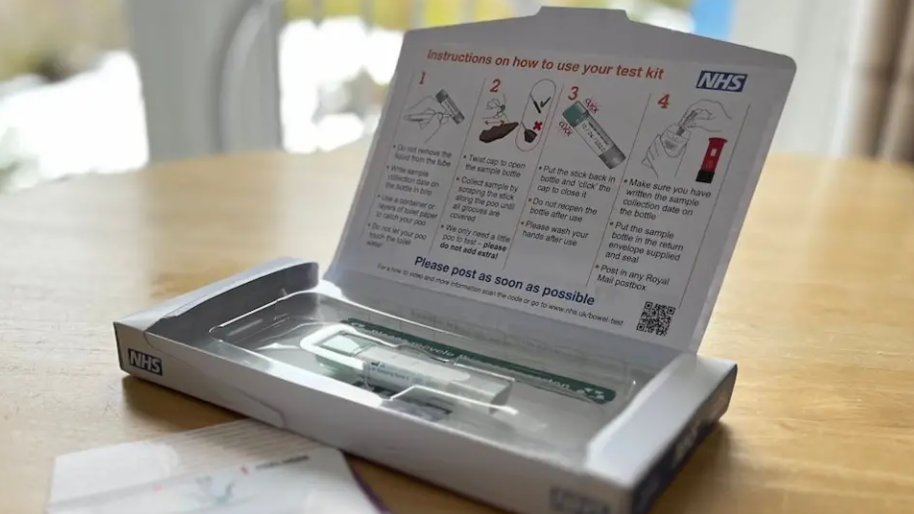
[{"xmin": 2, "ymin": 139, "xmax": 914, "ymax": 514}]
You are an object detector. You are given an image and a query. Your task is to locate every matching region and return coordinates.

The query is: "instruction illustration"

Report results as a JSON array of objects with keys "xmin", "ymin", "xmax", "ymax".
[
  {"xmin": 190, "ymin": 475, "xmax": 238, "ymax": 508},
  {"xmin": 642, "ymin": 99, "xmax": 732, "ymax": 181},
  {"xmin": 478, "ymin": 94, "xmax": 519, "ymax": 143},
  {"xmin": 403, "ymin": 89, "xmax": 465, "ymax": 143},
  {"xmin": 695, "ymin": 136, "xmax": 728, "ymax": 183},
  {"xmin": 476, "ymin": 79, "xmax": 557, "ymax": 151},
  {"xmin": 561, "ymin": 100, "xmax": 627, "ymax": 170},
  {"xmin": 517, "ymin": 79, "xmax": 556, "ymax": 151}
]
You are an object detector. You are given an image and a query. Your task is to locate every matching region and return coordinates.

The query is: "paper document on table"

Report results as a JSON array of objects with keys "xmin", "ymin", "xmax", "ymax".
[{"xmin": 46, "ymin": 419, "xmax": 386, "ymax": 514}]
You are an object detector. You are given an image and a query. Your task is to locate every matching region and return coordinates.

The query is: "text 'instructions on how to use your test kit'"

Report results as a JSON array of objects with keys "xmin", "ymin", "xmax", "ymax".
[{"xmin": 340, "ymin": 44, "xmax": 756, "ymax": 347}]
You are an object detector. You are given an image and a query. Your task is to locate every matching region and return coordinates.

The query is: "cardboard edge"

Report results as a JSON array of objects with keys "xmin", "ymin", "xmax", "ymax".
[
  {"xmin": 687, "ymin": 67, "xmax": 797, "ymax": 351},
  {"xmin": 116, "ymin": 324, "xmax": 290, "ymax": 426},
  {"xmin": 630, "ymin": 362, "xmax": 737, "ymax": 514},
  {"xmin": 403, "ymin": 7, "xmax": 796, "ymax": 70},
  {"xmin": 116, "ymin": 257, "xmax": 310, "ymax": 330},
  {"xmin": 582, "ymin": 354, "xmax": 736, "ymax": 513}
]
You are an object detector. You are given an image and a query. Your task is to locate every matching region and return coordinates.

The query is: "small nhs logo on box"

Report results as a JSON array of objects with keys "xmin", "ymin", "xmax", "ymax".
[
  {"xmin": 696, "ymin": 71, "xmax": 747, "ymax": 92},
  {"xmin": 128, "ymin": 349, "xmax": 163, "ymax": 375}
]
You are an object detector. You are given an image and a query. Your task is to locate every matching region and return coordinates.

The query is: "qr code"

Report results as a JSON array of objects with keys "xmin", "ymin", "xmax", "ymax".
[{"xmin": 636, "ymin": 301, "xmax": 676, "ymax": 337}]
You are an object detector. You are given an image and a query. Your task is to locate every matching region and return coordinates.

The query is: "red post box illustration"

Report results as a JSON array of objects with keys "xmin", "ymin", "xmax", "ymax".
[{"xmin": 696, "ymin": 137, "xmax": 728, "ymax": 184}]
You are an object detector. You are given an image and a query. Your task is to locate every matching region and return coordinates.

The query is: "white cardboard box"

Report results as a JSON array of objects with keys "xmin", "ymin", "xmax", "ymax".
[{"xmin": 114, "ymin": 8, "xmax": 794, "ymax": 514}]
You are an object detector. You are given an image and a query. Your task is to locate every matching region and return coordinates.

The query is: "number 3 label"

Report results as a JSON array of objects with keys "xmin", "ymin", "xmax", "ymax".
[{"xmin": 568, "ymin": 86, "xmax": 579, "ymax": 101}]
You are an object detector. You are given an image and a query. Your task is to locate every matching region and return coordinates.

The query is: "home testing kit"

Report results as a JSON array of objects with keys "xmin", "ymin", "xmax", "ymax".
[{"xmin": 114, "ymin": 8, "xmax": 794, "ymax": 514}]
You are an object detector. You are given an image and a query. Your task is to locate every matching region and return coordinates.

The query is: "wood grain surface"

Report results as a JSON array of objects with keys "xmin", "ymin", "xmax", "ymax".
[{"xmin": 2, "ymin": 139, "xmax": 913, "ymax": 514}]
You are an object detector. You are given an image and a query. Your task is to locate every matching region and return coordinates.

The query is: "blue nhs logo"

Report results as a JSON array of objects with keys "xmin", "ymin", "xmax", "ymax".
[{"xmin": 696, "ymin": 71, "xmax": 747, "ymax": 92}]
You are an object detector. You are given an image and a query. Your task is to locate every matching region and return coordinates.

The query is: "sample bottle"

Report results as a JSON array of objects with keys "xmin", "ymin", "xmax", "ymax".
[
  {"xmin": 435, "ymin": 89, "xmax": 465, "ymax": 124},
  {"xmin": 696, "ymin": 137, "xmax": 728, "ymax": 184},
  {"xmin": 659, "ymin": 126, "xmax": 689, "ymax": 157},
  {"xmin": 641, "ymin": 111, "xmax": 697, "ymax": 170},
  {"xmin": 562, "ymin": 101, "xmax": 626, "ymax": 170},
  {"xmin": 302, "ymin": 330, "xmax": 512, "ymax": 412}
]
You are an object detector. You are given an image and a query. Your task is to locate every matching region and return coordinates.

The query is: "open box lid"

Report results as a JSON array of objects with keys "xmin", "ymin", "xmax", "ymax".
[{"xmin": 325, "ymin": 7, "xmax": 794, "ymax": 355}]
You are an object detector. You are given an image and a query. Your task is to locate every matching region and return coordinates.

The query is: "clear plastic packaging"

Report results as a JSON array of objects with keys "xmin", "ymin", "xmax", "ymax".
[{"xmin": 200, "ymin": 290, "xmax": 656, "ymax": 467}]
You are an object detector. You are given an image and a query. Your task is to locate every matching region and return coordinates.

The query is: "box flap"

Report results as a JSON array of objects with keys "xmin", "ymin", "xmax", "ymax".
[{"xmin": 326, "ymin": 7, "xmax": 794, "ymax": 353}]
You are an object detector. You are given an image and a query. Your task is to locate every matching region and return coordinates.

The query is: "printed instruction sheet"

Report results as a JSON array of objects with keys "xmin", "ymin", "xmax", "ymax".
[
  {"xmin": 336, "ymin": 41, "xmax": 787, "ymax": 347},
  {"xmin": 46, "ymin": 420, "xmax": 386, "ymax": 514}
]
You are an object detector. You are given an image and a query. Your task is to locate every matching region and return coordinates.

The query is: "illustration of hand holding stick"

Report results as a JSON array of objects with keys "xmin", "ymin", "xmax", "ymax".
[
  {"xmin": 403, "ymin": 89, "xmax": 464, "ymax": 143},
  {"xmin": 684, "ymin": 99, "xmax": 731, "ymax": 133}
]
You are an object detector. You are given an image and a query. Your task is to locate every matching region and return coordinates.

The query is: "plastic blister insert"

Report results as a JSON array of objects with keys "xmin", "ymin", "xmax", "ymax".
[{"xmin": 203, "ymin": 290, "xmax": 654, "ymax": 467}]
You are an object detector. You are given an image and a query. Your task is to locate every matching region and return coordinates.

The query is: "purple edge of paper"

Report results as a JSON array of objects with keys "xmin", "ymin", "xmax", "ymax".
[{"xmin": 348, "ymin": 461, "xmax": 394, "ymax": 514}]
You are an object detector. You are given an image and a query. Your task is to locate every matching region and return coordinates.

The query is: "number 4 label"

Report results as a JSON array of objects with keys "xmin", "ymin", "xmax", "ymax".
[{"xmin": 657, "ymin": 93, "xmax": 670, "ymax": 109}]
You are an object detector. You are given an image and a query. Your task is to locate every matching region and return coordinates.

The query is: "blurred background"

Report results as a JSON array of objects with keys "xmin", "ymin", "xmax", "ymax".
[{"xmin": 0, "ymin": 0, "xmax": 897, "ymax": 194}]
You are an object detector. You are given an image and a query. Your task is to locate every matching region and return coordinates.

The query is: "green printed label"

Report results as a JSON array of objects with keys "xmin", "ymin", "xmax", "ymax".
[{"xmin": 341, "ymin": 318, "xmax": 615, "ymax": 404}]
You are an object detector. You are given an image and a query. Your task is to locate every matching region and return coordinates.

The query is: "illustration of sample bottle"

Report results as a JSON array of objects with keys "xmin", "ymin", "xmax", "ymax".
[
  {"xmin": 660, "ymin": 126, "xmax": 689, "ymax": 156},
  {"xmin": 562, "ymin": 101, "xmax": 626, "ymax": 169},
  {"xmin": 696, "ymin": 137, "xmax": 728, "ymax": 184},
  {"xmin": 435, "ymin": 89, "xmax": 465, "ymax": 124},
  {"xmin": 641, "ymin": 109, "xmax": 697, "ymax": 169},
  {"xmin": 665, "ymin": 109, "xmax": 699, "ymax": 155}
]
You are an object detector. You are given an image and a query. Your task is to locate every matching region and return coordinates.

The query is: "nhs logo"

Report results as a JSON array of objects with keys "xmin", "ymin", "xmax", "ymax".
[
  {"xmin": 549, "ymin": 487, "xmax": 611, "ymax": 514},
  {"xmin": 128, "ymin": 349, "xmax": 163, "ymax": 375},
  {"xmin": 696, "ymin": 71, "xmax": 747, "ymax": 92}
]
